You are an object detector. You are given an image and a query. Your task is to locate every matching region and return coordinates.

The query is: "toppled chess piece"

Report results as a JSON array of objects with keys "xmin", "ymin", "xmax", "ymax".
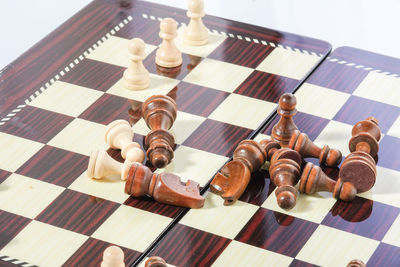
[
  {"xmin": 143, "ymin": 95, "xmax": 177, "ymax": 168},
  {"xmin": 299, "ymin": 162, "xmax": 356, "ymax": 201},
  {"xmin": 145, "ymin": 256, "xmax": 167, "ymax": 267},
  {"xmin": 101, "ymin": 246, "xmax": 125, "ymax": 267},
  {"xmin": 210, "ymin": 140, "xmax": 268, "ymax": 205},
  {"xmin": 271, "ymin": 93, "xmax": 298, "ymax": 147},
  {"xmin": 289, "ymin": 130, "xmax": 342, "ymax": 167},
  {"xmin": 183, "ymin": 0, "xmax": 209, "ymax": 46},
  {"xmin": 339, "ymin": 117, "xmax": 381, "ymax": 193},
  {"xmin": 269, "ymin": 148, "xmax": 302, "ymax": 210},
  {"xmin": 156, "ymin": 18, "xmax": 182, "ymax": 68},
  {"xmin": 123, "ymin": 38, "xmax": 150, "ymax": 90},
  {"xmin": 105, "ymin": 120, "xmax": 145, "ymax": 164},
  {"xmin": 347, "ymin": 259, "xmax": 366, "ymax": 267},
  {"xmin": 88, "ymin": 149, "xmax": 204, "ymax": 208}
]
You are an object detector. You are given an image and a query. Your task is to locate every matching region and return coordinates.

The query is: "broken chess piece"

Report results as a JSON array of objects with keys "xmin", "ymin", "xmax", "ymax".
[
  {"xmin": 101, "ymin": 246, "xmax": 125, "ymax": 267},
  {"xmin": 339, "ymin": 117, "xmax": 381, "ymax": 193},
  {"xmin": 210, "ymin": 140, "xmax": 267, "ymax": 205},
  {"xmin": 299, "ymin": 162, "xmax": 356, "ymax": 201},
  {"xmin": 271, "ymin": 93, "xmax": 298, "ymax": 147},
  {"xmin": 183, "ymin": 0, "xmax": 209, "ymax": 46},
  {"xmin": 156, "ymin": 17, "xmax": 182, "ymax": 68},
  {"xmin": 105, "ymin": 120, "xmax": 145, "ymax": 163},
  {"xmin": 142, "ymin": 95, "xmax": 177, "ymax": 168},
  {"xmin": 289, "ymin": 130, "xmax": 342, "ymax": 167},
  {"xmin": 123, "ymin": 38, "xmax": 150, "ymax": 90},
  {"xmin": 87, "ymin": 149, "xmax": 131, "ymax": 181},
  {"xmin": 145, "ymin": 256, "xmax": 167, "ymax": 267},
  {"xmin": 269, "ymin": 148, "xmax": 302, "ymax": 210},
  {"xmin": 125, "ymin": 163, "xmax": 205, "ymax": 208}
]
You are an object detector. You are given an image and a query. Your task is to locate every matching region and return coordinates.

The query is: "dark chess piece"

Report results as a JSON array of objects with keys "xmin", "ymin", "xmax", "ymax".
[
  {"xmin": 347, "ymin": 259, "xmax": 366, "ymax": 267},
  {"xmin": 259, "ymin": 137, "xmax": 282, "ymax": 161},
  {"xmin": 299, "ymin": 162, "xmax": 356, "ymax": 201},
  {"xmin": 88, "ymin": 149, "xmax": 204, "ymax": 208},
  {"xmin": 271, "ymin": 93, "xmax": 298, "ymax": 147},
  {"xmin": 145, "ymin": 256, "xmax": 167, "ymax": 267},
  {"xmin": 269, "ymin": 148, "xmax": 302, "ymax": 210},
  {"xmin": 211, "ymin": 140, "xmax": 268, "ymax": 205},
  {"xmin": 289, "ymin": 130, "xmax": 342, "ymax": 167},
  {"xmin": 142, "ymin": 95, "xmax": 177, "ymax": 168},
  {"xmin": 339, "ymin": 117, "xmax": 381, "ymax": 193}
]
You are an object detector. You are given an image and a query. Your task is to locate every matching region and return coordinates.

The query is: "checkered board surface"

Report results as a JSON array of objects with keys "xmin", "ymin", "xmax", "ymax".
[
  {"xmin": 0, "ymin": 4, "xmax": 331, "ymax": 267},
  {"xmin": 141, "ymin": 47, "xmax": 400, "ymax": 267}
]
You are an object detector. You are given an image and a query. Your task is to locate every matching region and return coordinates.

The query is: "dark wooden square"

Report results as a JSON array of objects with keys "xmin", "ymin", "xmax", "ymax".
[
  {"xmin": 0, "ymin": 106, "xmax": 73, "ymax": 143},
  {"xmin": 290, "ymin": 259, "xmax": 319, "ymax": 267},
  {"xmin": 321, "ymin": 197, "xmax": 399, "ymax": 240},
  {"xmin": 16, "ymin": 145, "xmax": 89, "ymax": 187},
  {"xmin": 36, "ymin": 189, "xmax": 120, "ymax": 236},
  {"xmin": 124, "ymin": 195, "xmax": 183, "ymax": 219},
  {"xmin": 235, "ymin": 208, "xmax": 318, "ymax": 257},
  {"xmin": 0, "ymin": 169, "xmax": 11, "ymax": 184},
  {"xmin": 150, "ymin": 224, "xmax": 231, "ymax": 267},
  {"xmin": 115, "ymin": 16, "xmax": 160, "ymax": 46},
  {"xmin": 367, "ymin": 242, "xmax": 400, "ymax": 266},
  {"xmin": 0, "ymin": 210, "xmax": 31, "ymax": 250},
  {"xmin": 234, "ymin": 71, "xmax": 299, "ymax": 103},
  {"xmin": 182, "ymin": 119, "xmax": 252, "ymax": 156},
  {"xmin": 239, "ymin": 169, "xmax": 276, "ymax": 206},
  {"xmin": 377, "ymin": 135, "xmax": 400, "ymax": 171}
]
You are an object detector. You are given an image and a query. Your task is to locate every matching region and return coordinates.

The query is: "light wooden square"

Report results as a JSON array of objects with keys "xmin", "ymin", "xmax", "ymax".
[
  {"xmin": 253, "ymin": 133, "xmax": 270, "ymax": 143},
  {"xmin": 387, "ymin": 115, "xmax": 400, "ymax": 139},
  {"xmin": 87, "ymin": 36, "xmax": 157, "ymax": 67},
  {"xmin": 0, "ymin": 174, "xmax": 64, "ymax": 219},
  {"xmin": 176, "ymin": 26, "xmax": 227, "ymax": 58},
  {"xmin": 256, "ymin": 47, "xmax": 321, "ymax": 80},
  {"xmin": 183, "ymin": 58, "xmax": 254, "ymax": 93},
  {"xmin": 133, "ymin": 111, "xmax": 206, "ymax": 144},
  {"xmin": 0, "ymin": 132, "xmax": 44, "ymax": 172},
  {"xmin": 313, "ymin": 120, "xmax": 353, "ymax": 157},
  {"xmin": 92, "ymin": 205, "xmax": 172, "ymax": 252},
  {"xmin": 212, "ymin": 240, "xmax": 293, "ymax": 267},
  {"xmin": 353, "ymin": 71, "xmax": 400, "ymax": 107},
  {"xmin": 358, "ymin": 166, "xmax": 400, "ymax": 208},
  {"xmin": 262, "ymin": 188, "xmax": 336, "ymax": 224},
  {"xmin": 48, "ymin": 118, "xmax": 108, "ymax": 156},
  {"xmin": 296, "ymin": 225, "xmax": 379, "ymax": 267},
  {"xmin": 107, "ymin": 75, "xmax": 179, "ymax": 102},
  {"xmin": 382, "ymin": 214, "xmax": 400, "ymax": 247},
  {"xmin": 29, "ymin": 81, "xmax": 103, "ymax": 117},
  {"xmin": 68, "ymin": 171, "xmax": 128, "ymax": 204},
  {"xmin": 295, "ymin": 83, "xmax": 351, "ymax": 119},
  {"xmin": 180, "ymin": 192, "xmax": 259, "ymax": 239},
  {"xmin": 0, "ymin": 220, "xmax": 88, "ymax": 267},
  {"xmin": 209, "ymin": 94, "xmax": 277, "ymax": 129},
  {"xmin": 155, "ymin": 145, "xmax": 228, "ymax": 187}
]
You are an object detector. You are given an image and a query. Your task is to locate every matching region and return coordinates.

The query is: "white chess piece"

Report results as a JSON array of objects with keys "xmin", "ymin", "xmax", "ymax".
[
  {"xmin": 123, "ymin": 38, "xmax": 150, "ymax": 90},
  {"xmin": 183, "ymin": 0, "xmax": 208, "ymax": 46},
  {"xmin": 101, "ymin": 246, "xmax": 125, "ymax": 267},
  {"xmin": 156, "ymin": 18, "xmax": 182, "ymax": 68}
]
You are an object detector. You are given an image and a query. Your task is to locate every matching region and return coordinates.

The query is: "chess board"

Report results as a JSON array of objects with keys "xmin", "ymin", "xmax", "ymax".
[
  {"xmin": 142, "ymin": 47, "xmax": 400, "ymax": 267},
  {"xmin": 0, "ymin": 1, "xmax": 331, "ymax": 266}
]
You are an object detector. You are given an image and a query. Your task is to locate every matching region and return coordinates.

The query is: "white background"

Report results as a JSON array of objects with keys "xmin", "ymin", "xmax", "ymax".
[{"xmin": 1, "ymin": 0, "xmax": 400, "ymax": 70}]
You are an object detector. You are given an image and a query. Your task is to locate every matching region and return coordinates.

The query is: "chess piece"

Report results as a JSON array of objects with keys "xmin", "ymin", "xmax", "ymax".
[
  {"xmin": 87, "ymin": 150, "xmax": 131, "ymax": 181},
  {"xmin": 299, "ymin": 162, "xmax": 356, "ymax": 201},
  {"xmin": 156, "ymin": 18, "xmax": 182, "ymax": 68},
  {"xmin": 259, "ymin": 137, "xmax": 282, "ymax": 161},
  {"xmin": 271, "ymin": 93, "xmax": 298, "ymax": 147},
  {"xmin": 289, "ymin": 130, "xmax": 342, "ymax": 167},
  {"xmin": 210, "ymin": 140, "xmax": 268, "ymax": 205},
  {"xmin": 347, "ymin": 259, "xmax": 366, "ymax": 267},
  {"xmin": 101, "ymin": 246, "xmax": 125, "ymax": 267},
  {"xmin": 105, "ymin": 120, "xmax": 145, "ymax": 163},
  {"xmin": 123, "ymin": 38, "xmax": 150, "ymax": 90},
  {"xmin": 339, "ymin": 117, "xmax": 381, "ymax": 193},
  {"xmin": 269, "ymin": 148, "xmax": 302, "ymax": 209},
  {"xmin": 125, "ymin": 163, "xmax": 205, "ymax": 208},
  {"xmin": 145, "ymin": 256, "xmax": 167, "ymax": 267},
  {"xmin": 183, "ymin": 0, "xmax": 209, "ymax": 46},
  {"xmin": 142, "ymin": 95, "xmax": 177, "ymax": 168}
]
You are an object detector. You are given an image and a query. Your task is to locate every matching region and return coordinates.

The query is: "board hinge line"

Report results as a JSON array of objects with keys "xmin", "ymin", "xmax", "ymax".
[{"xmin": 0, "ymin": 15, "xmax": 133, "ymax": 127}]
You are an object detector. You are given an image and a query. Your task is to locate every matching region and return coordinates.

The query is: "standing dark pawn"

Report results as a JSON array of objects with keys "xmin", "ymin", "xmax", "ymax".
[
  {"xmin": 142, "ymin": 95, "xmax": 177, "ymax": 168},
  {"xmin": 271, "ymin": 93, "xmax": 298, "ymax": 147}
]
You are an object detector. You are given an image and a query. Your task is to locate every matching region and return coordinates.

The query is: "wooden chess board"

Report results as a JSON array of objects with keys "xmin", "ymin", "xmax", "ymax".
[{"xmin": 3, "ymin": 0, "xmax": 399, "ymax": 266}]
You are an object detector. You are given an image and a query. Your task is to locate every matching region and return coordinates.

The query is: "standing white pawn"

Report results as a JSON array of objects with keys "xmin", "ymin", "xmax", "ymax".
[
  {"xmin": 156, "ymin": 18, "xmax": 182, "ymax": 68},
  {"xmin": 101, "ymin": 246, "xmax": 125, "ymax": 267},
  {"xmin": 183, "ymin": 0, "xmax": 208, "ymax": 46},
  {"xmin": 123, "ymin": 38, "xmax": 150, "ymax": 90}
]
